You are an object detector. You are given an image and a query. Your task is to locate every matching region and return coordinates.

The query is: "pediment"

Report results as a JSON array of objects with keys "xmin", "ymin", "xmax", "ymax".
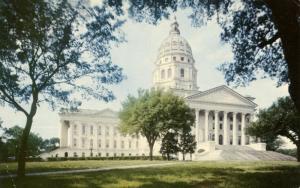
[{"xmin": 186, "ymin": 85, "xmax": 257, "ymax": 107}]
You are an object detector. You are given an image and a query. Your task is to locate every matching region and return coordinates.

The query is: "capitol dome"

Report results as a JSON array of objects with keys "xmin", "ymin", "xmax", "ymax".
[
  {"xmin": 157, "ymin": 19, "xmax": 193, "ymax": 60},
  {"xmin": 153, "ymin": 18, "xmax": 198, "ymax": 94}
]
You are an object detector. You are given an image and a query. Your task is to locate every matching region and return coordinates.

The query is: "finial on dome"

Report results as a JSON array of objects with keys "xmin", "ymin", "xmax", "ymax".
[{"xmin": 169, "ymin": 15, "xmax": 180, "ymax": 35}]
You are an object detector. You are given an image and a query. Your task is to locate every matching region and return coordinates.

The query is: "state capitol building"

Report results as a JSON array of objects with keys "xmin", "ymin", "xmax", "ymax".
[{"xmin": 42, "ymin": 19, "xmax": 264, "ymax": 160}]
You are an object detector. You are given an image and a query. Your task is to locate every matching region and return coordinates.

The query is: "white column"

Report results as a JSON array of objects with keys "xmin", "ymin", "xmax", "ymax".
[
  {"xmin": 60, "ymin": 120, "xmax": 68, "ymax": 147},
  {"xmin": 195, "ymin": 109, "xmax": 199, "ymax": 145},
  {"xmin": 232, "ymin": 112, "xmax": 237, "ymax": 145},
  {"xmin": 223, "ymin": 111, "xmax": 228, "ymax": 145},
  {"xmin": 214, "ymin": 111, "xmax": 219, "ymax": 144},
  {"xmin": 241, "ymin": 113, "xmax": 246, "ymax": 145},
  {"xmin": 204, "ymin": 110, "xmax": 209, "ymax": 141}
]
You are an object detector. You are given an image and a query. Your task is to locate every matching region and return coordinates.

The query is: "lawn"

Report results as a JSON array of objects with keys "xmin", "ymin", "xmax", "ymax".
[
  {"xmin": 0, "ymin": 160, "xmax": 166, "ymax": 175},
  {"xmin": 1, "ymin": 161, "xmax": 300, "ymax": 188}
]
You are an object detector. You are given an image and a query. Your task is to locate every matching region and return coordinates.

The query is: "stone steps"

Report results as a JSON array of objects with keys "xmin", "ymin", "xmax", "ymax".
[{"xmin": 195, "ymin": 146, "xmax": 296, "ymax": 161}]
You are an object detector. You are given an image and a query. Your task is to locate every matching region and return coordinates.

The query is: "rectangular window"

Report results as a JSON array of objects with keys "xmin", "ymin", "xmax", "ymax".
[
  {"xmin": 98, "ymin": 126, "xmax": 101, "ymax": 135},
  {"xmin": 181, "ymin": 57, "xmax": 184, "ymax": 61},
  {"xmin": 90, "ymin": 139, "xmax": 93, "ymax": 148},
  {"xmin": 230, "ymin": 124, "xmax": 233, "ymax": 130},
  {"xmin": 90, "ymin": 126, "xmax": 93, "ymax": 135},
  {"xmin": 106, "ymin": 153, "xmax": 109, "ymax": 157},
  {"xmin": 106, "ymin": 140, "xmax": 109, "ymax": 148},
  {"xmin": 73, "ymin": 124, "xmax": 77, "ymax": 135},
  {"xmin": 173, "ymin": 56, "xmax": 176, "ymax": 61},
  {"xmin": 73, "ymin": 138, "xmax": 77, "ymax": 147},
  {"xmin": 121, "ymin": 140, "xmax": 124, "ymax": 149},
  {"xmin": 238, "ymin": 124, "xmax": 241, "ymax": 131},
  {"xmin": 106, "ymin": 127, "xmax": 109, "ymax": 136},
  {"xmin": 82, "ymin": 125, "xmax": 86, "ymax": 135},
  {"xmin": 98, "ymin": 139, "xmax": 101, "ymax": 148},
  {"xmin": 136, "ymin": 141, "xmax": 139, "ymax": 149},
  {"xmin": 129, "ymin": 140, "xmax": 132, "ymax": 149},
  {"xmin": 114, "ymin": 140, "xmax": 117, "ymax": 148},
  {"xmin": 81, "ymin": 138, "xmax": 85, "ymax": 148},
  {"xmin": 219, "ymin": 123, "xmax": 223, "ymax": 130},
  {"xmin": 219, "ymin": 116, "xmax": 223, "ymax": 121}
]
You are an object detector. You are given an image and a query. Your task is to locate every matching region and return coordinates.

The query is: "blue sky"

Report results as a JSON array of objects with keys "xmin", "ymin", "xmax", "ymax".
[{"xmin": 0, "ymin": 8, "xmax": 289, "ymax": 144}]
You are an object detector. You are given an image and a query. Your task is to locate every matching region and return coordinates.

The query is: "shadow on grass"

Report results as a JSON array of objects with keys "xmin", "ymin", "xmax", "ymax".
[{"xmin": 1, "ymin": 164, "xmax": 300, "ymax": 188}]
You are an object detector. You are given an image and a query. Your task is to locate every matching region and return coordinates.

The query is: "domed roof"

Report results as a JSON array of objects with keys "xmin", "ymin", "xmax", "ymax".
[{"xmin": 158, "ymin": 18, "xmax": 193, "ymax": 59}]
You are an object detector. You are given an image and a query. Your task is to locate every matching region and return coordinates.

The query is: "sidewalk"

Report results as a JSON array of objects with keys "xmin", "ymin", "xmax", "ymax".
[{"xmin": 0, "ymin": 162, "xmax": 177, "ymax": 179}]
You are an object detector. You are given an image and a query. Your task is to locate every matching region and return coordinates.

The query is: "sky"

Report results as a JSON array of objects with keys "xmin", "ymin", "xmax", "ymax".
[{"xmin": 0, "ymin": 5, "xmax": 292, "ymax": 147}]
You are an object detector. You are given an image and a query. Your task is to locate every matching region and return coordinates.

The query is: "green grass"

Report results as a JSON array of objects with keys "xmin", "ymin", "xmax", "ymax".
[
  {"xmin": 1, "ymin": 161, "xmax": 300, "ymax": 188},
  {"xmin": 0, "ymin": 160, "xmax": 166, "ymax": 175}
]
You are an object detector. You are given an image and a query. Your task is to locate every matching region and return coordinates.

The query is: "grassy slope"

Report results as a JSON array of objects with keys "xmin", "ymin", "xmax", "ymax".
[{"xmin": 1, "ymin": 161, "xmax": 300, "ymax": 188}]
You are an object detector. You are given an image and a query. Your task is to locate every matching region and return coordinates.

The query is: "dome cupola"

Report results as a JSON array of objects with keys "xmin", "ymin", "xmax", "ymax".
[{"xmin": 152, "ymin": 18, "xmax": 199, "ymax": 95}]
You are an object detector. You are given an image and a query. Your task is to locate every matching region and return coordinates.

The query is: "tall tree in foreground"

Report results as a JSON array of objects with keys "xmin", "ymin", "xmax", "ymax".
[
  {"xmin": 0, "ymin": 0, "xmax": 125, "ymax": 177},
  {"xmin": 119, "ymin": 89, "xmax": 195, "ymax": 160},
  {"xmin": 106, "ymin": 0, "xmax": 300, "ymax": 111},
  {"xmin": 247, "ymin": 97, "xmax": 300, "ymax": 161},
  {"xmin": 160, "ymin": 132, "xmax": 179, "ymax": 160},
  {"xmin": 178, "ymin": 129, "xmax": 196, "ymax": 161}
]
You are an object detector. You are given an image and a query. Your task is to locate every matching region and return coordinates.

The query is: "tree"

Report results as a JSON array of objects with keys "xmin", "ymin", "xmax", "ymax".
[
  {"xmin": 2, "ymin": 126, "xmax": 44, "ymax": 160},
  {"xmin": 178, "ymin": 128, "xmax": 196, "ymax": 161},
  {"xmin": 105, "ymin": 0, "xmax": 300, "ymax": 111},
  {"xmin": 247, "ymin": 97, "xmax": 300, "ymax": 161},
  {"xmin": 41, "ymin": 137, "xmax": 60, "ymax": 152},
  {"xmin": 0, "ymin": 0, "xmax": 125, "ymax": 176},
  {"xmin": 159, "ymin": 131, "xmax": 179, "ymax": 160},
  {"xmin": 119, "ymin": 89, "xmax": 195, "ymax": 160}
]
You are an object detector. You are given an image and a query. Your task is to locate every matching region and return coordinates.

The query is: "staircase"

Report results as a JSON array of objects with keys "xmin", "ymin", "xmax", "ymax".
[{"xmin": 194, "ymin": 145, "xmax": 296, "ymax": 161}]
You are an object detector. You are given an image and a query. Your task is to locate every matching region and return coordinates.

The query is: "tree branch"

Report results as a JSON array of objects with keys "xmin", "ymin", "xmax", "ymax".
[{"xmin": 258, "ymin": 32, "xmax": 280, "ymax": 48}]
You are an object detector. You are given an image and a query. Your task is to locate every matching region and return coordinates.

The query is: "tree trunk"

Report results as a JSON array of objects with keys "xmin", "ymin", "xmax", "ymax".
[
  {"xmin": 297, "ymin": 144, "xmax": 300, "ymax": 162},
  {"xmin": 167, "ymin": 153, "xmax": 170, "ymax": 161},
  {"xmin": 266, "ymin": 0, "xmax": 300, "ymax": 111},
  {"xmin": 17, "ymin": 93, "xmax": 38, "ymax": 177},
  {"xmin": 17, "ymin": 115, "xmax": 34, "ymax": 177},
  {"xmin": 182, "ymin": 152, "xmax": 185, "ymax": 161},
  {"xmin": 149, "ymin": 143, "xmax": 154, "ymax": 161}
]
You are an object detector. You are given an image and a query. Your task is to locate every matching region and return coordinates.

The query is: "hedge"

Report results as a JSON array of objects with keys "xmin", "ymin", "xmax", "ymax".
[{"xmin": 47, "ymin": 156, "xmax": 164, "ymax": 161}]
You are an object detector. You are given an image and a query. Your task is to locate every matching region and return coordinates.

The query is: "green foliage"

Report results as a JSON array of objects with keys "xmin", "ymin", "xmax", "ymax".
[
  {"xmin": 0, "ymin": 0, "xmax": 125, "ymax": 175},
  {"xmin": 119, "ymin": 89, "xmax": 195, "ymax": 160},
  {"xmin": 178, "ymin": 129, "xmax": 196, "ymax": 160},
  {"xmin": 247, "ymin": 96, "xmax": 300, "ymax": 161},
  {"xmin": 42, "ymin": 138, "xmax": 60, "ymax": 153},
  {"xmin": 160, "ymin": 132, "xmax": 179, "ymax": 160},
  {"xmin": 1, "ymin": 126, "xmax": 43, "ymax": 160}
]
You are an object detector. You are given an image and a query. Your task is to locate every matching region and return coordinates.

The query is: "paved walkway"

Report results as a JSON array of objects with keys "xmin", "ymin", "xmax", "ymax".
[{"xmin": 0, "ymin": 162, "xmax": 178, "ymax": 179}]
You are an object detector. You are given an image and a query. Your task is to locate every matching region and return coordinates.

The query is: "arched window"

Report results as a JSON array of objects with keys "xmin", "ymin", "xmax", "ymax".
[
  {"xmin": 180, "ymin": 68, "xmax": 184, "ymax": 77},
  {"xmin": 167, "ymin": 68, "xmax": 172, "ymax": 78},
  {"xmin": 161, "ymin": 70, "xmax": 165, "ymax": 79},
  {"xmin": 219, "ymin": 135, "xmax": 223, "ymax": 145}
]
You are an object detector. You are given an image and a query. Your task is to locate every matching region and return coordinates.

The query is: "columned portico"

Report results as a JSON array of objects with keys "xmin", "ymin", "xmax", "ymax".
[
  {"xmin": 241, "ymin": 113, "xmax": 246, "ymax": 145},
  {"xmin": 214, "ymin": 111, "xmax": 219, "ymax": 145},
  {"xmin": 232, "ymin": 112, "xmax": 237, "ymax": 145},
  {"xmin": 223, "ymin": 111, "xmax": 228, "ymax": 145}
]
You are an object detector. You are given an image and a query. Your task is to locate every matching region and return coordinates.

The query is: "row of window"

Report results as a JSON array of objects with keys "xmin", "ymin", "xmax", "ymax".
[
  {"xmin": 63, "ymin": 152, "xmax": 146, "ymax": 158},
  {"xmin": 212, "ymin": 116, "xmax": 250, "ymax": 122},
  {"xmin": 209, "ymin": 134, "xmax": 245, "ymax": 145},
  {"xmin": 162, "ymin": 56, "xmax": 190, "ymax": 63},
  {"xmin": 73, "ymin": 138, "xmax": 139, "ymax": 149},
  {"xmin": 161, "ymin": 68, "xmax": 184, "ymax": 79},
  {"xmin": 72, "ymin": 125, "xmax": 119, "ymax": 136},
  {"xmin": 212, "ymin": 123, "xmax": 242, "ymax": 131}
]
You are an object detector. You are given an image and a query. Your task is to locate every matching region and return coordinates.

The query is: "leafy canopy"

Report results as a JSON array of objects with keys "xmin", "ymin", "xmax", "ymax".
[
  {"xmin": 119, "ymin": 89, "xmax": 195, "ymax": 159},
  {"xmin": 0, "ymin": 0, "xmax": 125, "ymax": 114},
  {"xmin": 247, "ymin": 96, "xmax": 300, "ymax": 160}
]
